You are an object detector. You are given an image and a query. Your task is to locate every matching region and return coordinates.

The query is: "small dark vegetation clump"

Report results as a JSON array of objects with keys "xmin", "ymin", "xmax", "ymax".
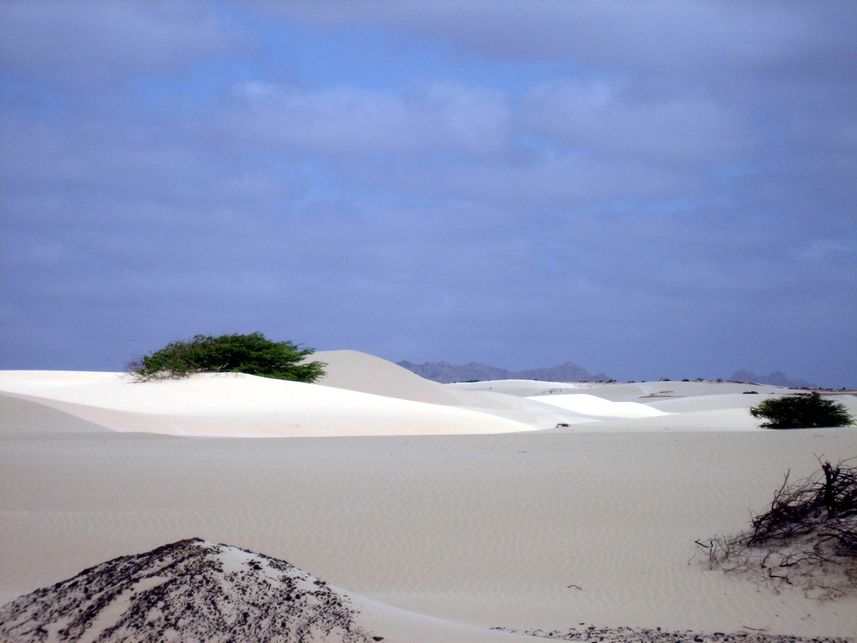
[
  {"xmin": 696, "ymin": 459, "xmax": 857, "ymax": 598},
  {"xmin": 129, "ymin": 332, "xmax": 326, "ymax": 382},
  {"xmin": 750, "ymin": 392, "xmax": 854, "ymax": 429}
]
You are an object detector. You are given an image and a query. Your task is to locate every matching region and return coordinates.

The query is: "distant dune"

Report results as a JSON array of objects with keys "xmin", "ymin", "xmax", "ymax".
[{"xmin": 730, "ymin": 369, "xmax": 816, "ymax": 389}]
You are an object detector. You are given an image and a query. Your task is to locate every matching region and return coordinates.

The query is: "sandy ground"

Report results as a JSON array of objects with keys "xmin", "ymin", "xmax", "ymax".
[{"xmin": 1, "ymin": 352, "xmax": 856, "ymax": 641}]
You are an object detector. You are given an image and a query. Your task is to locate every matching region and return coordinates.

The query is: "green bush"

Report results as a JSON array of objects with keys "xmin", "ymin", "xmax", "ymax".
[
  {"xmin": 750, "ymin": 392, "xmax": 854, "ymax": 429},
  {"xmin": 130, "ymin": 332, "xmax": 326, "ymax": 382}
]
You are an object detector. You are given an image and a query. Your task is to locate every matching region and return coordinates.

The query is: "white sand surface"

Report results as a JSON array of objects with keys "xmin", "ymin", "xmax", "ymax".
[
  {"xmin": 0, "ymin": 394, "xmax": 111, "ymax": 434},
  {"xmin": 579, "ymin": 380, "xmax": 792, "ymax": 402},
  {"xmin": 317, "ymin": 350, "xmax": 479, "ymax": 405},
  {"xmin": 2, "ymin": 361, "xmax": 857, "ymax": 641},
  {"xmin": 649, "ymin": 392, "xmax": 782, "ymax": 413},
  {"xmin": 3, "ymin": 428, "xmax": 857, "ymax": 640},
  {"xmin": 349, "ymin": 594, "xmax": 534, "ymax": 642},
  {"xmin": 527, "ymin": 392, "xmax": 668, "ymax": 418},
  {"xmin": 0, "ymin": 536, "xmax": 533, "ymax": 643},
  {"xmin": 0, "ymin": 371, "xmax": 537, "ymax": 437},
  {"xmin": 317, "ymin": 350, "xmax": 595, "ymax": 429},
  {"xmin": 583, "ymin": 408, "xmax": 763, "ymax": 432},
  {"xmin": 450, "ymin": 379, "xmax": 581, "ymax": 397}
]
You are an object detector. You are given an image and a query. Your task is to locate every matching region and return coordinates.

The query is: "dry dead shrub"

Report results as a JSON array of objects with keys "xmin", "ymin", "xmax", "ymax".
[{"xmin": 696, "ymin": 459, "xmax": 857, "ymax": 599}]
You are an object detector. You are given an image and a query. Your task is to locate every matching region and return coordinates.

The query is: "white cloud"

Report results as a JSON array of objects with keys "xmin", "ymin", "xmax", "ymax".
[
  {"xmin": 258, "ymin": 1, "xmax": 853, "ymax": 76},
  {"xmin": 0, "ymin": 1, "xmax": 240, "ymax": 86},
  {"xmin": 224, "ymin": 80, "xmax": 511, "ymax": 157},
  {"xmin": 521, "ymin": 79, "xmax": 749, "ymax": 164}
]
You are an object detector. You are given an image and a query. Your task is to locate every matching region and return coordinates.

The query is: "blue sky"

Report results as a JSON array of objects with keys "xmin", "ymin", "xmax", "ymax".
[{"xmin": 1, "ymin": 1, "xmax": 856, "ymax": 386}]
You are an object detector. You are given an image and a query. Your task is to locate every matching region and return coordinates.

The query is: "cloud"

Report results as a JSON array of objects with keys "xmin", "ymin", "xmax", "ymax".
[
  {"xmin": 258, "ymin": 1, "xmax": 857, "ymax": 75},
  {"xmin": 0, "ymin": 1, "xmax": 855, "ymax": 386},
  {"xmin": 217, "ymin": 80, "xmax": 510, "ymax": 158},
  {"xmin": 0, "ymin": 1, "xmax": 240, "ymax": 86},
  {"xmin": 521, "ymin": 79, "xmax": 749, "ymax": 165},
  {"xmin": 347, "ymin": 153, "xmax": 701, "ymax": 211}
]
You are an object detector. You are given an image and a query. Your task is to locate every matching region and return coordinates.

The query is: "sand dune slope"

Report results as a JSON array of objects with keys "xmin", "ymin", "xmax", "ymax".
[
  {"xmin": 0, "ymin": 371, "xmax": 537, "ymax": 437},
  {"xmin": 0, "ymin": 394, "xmax": 111, "ymax": 434},
  {"xmin": 450, "ymin": 379, "xmax": 580, "ymax": 397},
  {"xmin": 588, "ymin": 407, "xmax": 762, "ymax": 431},
  {"xmin": 316, "ymin": 350, "xmax": 473, "ymax": 405},
  {"xmin": 317, "ymin": 351, "xmax": 595, "ymax": 429},
  {"xmin": 579, "ymin": 381, "xmax": 792, "ymax": 402},
  {"xmin": 649, "ymin": 393, "xmax": 782, "ymax": 413},
  {"xmin": 527, "ymin": 392, "xmax": 668, "ymax": 419}
]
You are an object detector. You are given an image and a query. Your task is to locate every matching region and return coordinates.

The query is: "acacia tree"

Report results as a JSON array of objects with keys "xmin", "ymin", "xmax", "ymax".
[
  {"xmin": 750, "ymin": 392, "xmax": 854, "ymax": 429},
  {"xmin": 129, "ymin": 332, "xmax": 326, "ymax": 382}
]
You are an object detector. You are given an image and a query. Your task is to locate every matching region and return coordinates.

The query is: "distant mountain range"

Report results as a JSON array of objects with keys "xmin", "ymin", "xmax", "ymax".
[
  {"xmin": 729, "ymin": 370, "xmax": 815, "ymax": 389},
  {"xmin": 397, "ymin": 360, "xmax": 610, "ymax": 384},
  {"xmin": 397, "ymin": 361, "xmax": 817, "ymax": 388}
]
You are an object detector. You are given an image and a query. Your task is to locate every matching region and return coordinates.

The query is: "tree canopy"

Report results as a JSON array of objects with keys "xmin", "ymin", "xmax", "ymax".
[
  {"xmin": 130, "ymin": 332, "xmax": 326, "ymax": 382},
  {"xmin": 750, "ymin": 392, "xmax": 854, "ymax": 429}
]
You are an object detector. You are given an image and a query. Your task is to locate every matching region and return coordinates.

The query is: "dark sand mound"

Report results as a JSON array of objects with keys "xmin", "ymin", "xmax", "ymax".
[{"xmin": 0, "ymin": 538, "xmax": 380, "ymax": 642}]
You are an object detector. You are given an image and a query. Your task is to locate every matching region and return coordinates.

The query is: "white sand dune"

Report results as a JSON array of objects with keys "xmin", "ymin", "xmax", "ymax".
[
  {"xmin": 317, "ymin": 349, "xmax": 474, "ymax": 406},
  {"xmin": 4, "ymin": 362, "xmax": 826, "ymax": 437},
  {"xmin": 586, "ymin": 407, "xmax": 763, "ymax": 432},
  {"xmin": 527, "ymin": 392, "xmax": 668, "ymax": 419},
  {"xmin": 0, "ymin": 370, "xmax": 537, "ymax": 438},
  {"xmin": 317, "ymin": 350, "xmax": 596, "ymax": 429},
  {"xmin": 648, "ymin": 392, "xmax": 781, "ymax": 413},
  {"xmin": 2, "ymin": 429, "xmax": 856, "ymax": 641},
  {"xmin": 2, "ymin": 357, "xmax": 856, "ymax": 641},
  {"xmin": 455, "ymin": 392, "xmax": 603, "ymax": 428},
  {"xmin": 579, "ymin": 380, "xmax": 791, "ymax": 402},
  {"xmin": 0, "ymin": 394, "xmax": 112, "ymax": 434},
  {"xmin": 450, "ymin": 379, "xmax": 581, "ymax": 397}
]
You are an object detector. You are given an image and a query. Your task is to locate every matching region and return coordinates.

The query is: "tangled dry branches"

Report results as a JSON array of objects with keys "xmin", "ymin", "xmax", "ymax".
[{"xmin": 697, "ymin": 459, "xmax": 857, "ymax": 599}]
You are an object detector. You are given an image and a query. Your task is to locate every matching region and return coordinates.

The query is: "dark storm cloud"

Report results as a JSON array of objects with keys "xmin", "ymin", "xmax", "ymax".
[{"xmin": 1, "ymin": 1, "xmax": 855, "ymax": 386}]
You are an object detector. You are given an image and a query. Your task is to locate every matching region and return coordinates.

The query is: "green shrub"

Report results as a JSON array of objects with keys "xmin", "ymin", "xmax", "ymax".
[
  {"xmin": 750, "ymin": 391, "xmax": 854, "ymax": 429},
  {"xmin": 130, "ymin": 332, "xmax": 326, "ymax": 382}
]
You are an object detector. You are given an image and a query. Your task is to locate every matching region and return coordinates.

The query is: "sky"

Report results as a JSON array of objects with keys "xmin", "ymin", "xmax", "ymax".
[{"xmin": 1, "ymin": 1, "xmax": 856, "ymax": 386}]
